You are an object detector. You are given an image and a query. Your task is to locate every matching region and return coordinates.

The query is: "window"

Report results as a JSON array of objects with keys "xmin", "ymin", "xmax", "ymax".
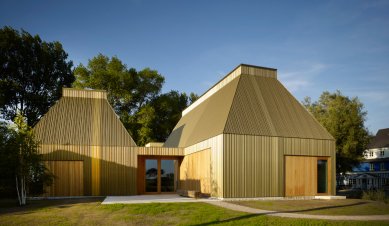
[
  {"xmin": 381, "ymin": 163, "xmax": 386, "ymax": 171},
  {"xmin": 349, "ymin": 179, "xmax": 356, "ymax": 185},
  {"xmin": 370, "ymin": 163, "xmax": 375, "ymax": 171},
  {"xmin": 381, "ymin": 150, "xmax": 385, "ymax": 157},
  {"xmin": 370, "ymin": 151, "xmax": 374, "ymax": 157}
]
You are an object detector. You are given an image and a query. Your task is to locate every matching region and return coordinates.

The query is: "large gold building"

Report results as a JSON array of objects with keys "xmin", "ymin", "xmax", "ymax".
[{"xmin": 34, "ymin": 64, "xmax": 335, "ymax": 198}]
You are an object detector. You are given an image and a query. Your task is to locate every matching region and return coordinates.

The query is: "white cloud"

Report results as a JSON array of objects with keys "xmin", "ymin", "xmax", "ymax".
[
  {"xmin": 279, "ymin": 63, "xmax": 328, "ymax": 92},
  {"xmin": 354, "ymin": 90, "xmax": 389, "ymax": 106}
]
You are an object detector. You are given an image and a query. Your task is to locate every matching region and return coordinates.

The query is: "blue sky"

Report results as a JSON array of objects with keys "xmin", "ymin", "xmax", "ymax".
[{"xmin": 1, "ymin": 0, "xmax": 388, "ymax": 134}]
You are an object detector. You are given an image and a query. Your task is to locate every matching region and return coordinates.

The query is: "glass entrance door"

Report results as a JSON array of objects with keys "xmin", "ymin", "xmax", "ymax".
[
  {"xmin": 144, "ymin": 158, "xmax": 177, "ymax": 193},
  {"xmin": 161, "ymin": 160, "xmax": 175, "ymax": 192},
  {"xmin": 145, "ymin": 159, "xmax": 158, "ymax": 192}
]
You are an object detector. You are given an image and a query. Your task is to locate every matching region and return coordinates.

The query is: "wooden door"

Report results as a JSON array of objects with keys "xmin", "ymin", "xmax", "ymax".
[
  {"xmin": 45, "ymin": 161, "xmax": 84, "ymax": 196},
  {"xmin": 285, "ymin": 156, "xmax": 331, "ymax": 196}
]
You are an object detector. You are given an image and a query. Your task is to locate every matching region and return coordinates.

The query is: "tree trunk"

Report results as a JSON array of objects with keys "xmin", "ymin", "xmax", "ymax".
[
  {"xmin": 16, "ymin": 176, "xmax": 21, "ymax": 206},
  {"xmin": 15, "ymin": 175, "xmax": 26, "ymax": 206},
  {"xmin": 21, "ymin": 176, "xmax": 26, "ymax": 205}
]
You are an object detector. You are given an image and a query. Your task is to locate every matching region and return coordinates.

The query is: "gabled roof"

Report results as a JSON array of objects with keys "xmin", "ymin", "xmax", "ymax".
[
  {"xmin": 368, "ymin": 128, "xmax": 389, "ymax": 149},
  {"xmin": 34, "ymin": 88, "xmax": 136, "ymax": 147},
  {"xmin": 164, "ymin": 64, "xmax": 334, "ymax": 148}
]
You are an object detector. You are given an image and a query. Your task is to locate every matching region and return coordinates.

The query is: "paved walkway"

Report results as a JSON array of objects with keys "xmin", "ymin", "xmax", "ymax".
[
  {"xmin": 205, "ymin": 201, "xmax": 389, "ymax": 221},
  {"xmin": 102, "ymin": 194, "xmax": 214, "ymax": 204}
]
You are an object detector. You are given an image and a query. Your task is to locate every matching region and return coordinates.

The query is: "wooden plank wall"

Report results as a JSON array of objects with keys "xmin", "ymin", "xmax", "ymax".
[
  {"xmin": 285, "ymin": 156, "xmax": 316, "ymax": 196},
  {"xmin": 179, "ymin": 149, "xmax": 211, "ymax": 194},
  {"xmin": 40, "ymin": 144, "xmax": 137, "ymax": 196},
  {"xmin": 223, "ymin": 134, "xmax": 335, "ymax": 198},
  {"xmin": 184, "ymin": 134, "xmax": 224, "ymax": 197},
  {"xmin": 63, "ymin": 88, "xmax": 107, "ymax": 99},
  {"xmin": 137, "ymin": 147, "xmax": 184, "ymax": 156},
  {"xmin": 45, "ymin": 161, "xmax": 84, "ymax": 196},
  {"xmin": 285, "ymin": 156, "xmax": 332, "ymax": 196}
]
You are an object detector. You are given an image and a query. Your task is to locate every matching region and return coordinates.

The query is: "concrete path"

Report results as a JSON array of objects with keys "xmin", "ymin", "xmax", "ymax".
[
  {"xmin": 102, "ymin": 194, "xmax": 214, "ymax": 204},
  {"xmin": 205, "ymin": 201, "xmax": 389, "ymax": 221}
]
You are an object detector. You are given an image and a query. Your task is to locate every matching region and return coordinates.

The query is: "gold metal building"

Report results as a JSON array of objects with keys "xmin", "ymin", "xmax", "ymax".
[{"xmin": 34, "ymin": 64, "xmax": 336, "ymax": 198}]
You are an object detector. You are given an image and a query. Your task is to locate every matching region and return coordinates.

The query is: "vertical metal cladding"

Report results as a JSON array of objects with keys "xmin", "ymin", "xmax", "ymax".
[
  {"xmin": 34, "ymin": 89, "xmax": 138, "ymax": 196},
  {"xmin": 40, "ymin": 144, "xmax": 137, "ymax": 196},
  {"xmin": 44, "ymin": 160, "xmax": 84, "ymax": 196},
  {"xmin": 223, "ymin": 134, "xmax": 336, "ymax": 198}
]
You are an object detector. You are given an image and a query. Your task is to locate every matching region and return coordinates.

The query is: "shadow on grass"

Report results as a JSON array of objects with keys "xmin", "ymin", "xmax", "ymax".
[
  {"xmin": 0, "ymin": 197, "xmax": 104, "ymax": 215},
  {"xmin": 193, "ymin": 214, "xmax": 259, "ymax": 226},
  {"xmin": 279, "ymin": 201, "xmax": 368, "ymax": 214},
  {"xmin": 194, "ymin": 201, "xmax": 371, "ymax": 225}
]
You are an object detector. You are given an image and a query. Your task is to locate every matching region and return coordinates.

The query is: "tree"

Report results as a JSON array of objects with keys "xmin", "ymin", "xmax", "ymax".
[
  {"xmin": 150, "ymin": 91, "xmax": 195, "ymax": 142},
  {"xmin": 0, "ymin": 26, "xmax": 74, "ymax": 126},
  {"xmin": 0, "ymin": 113, "xmax": 52, "ymax": 205},
  {"xmin": 73, "ymin": 54, "xmax": 200, "ymax": 145},
  {"xmin": 303, "ymin": 90, "xmax": 371, "ymax": 173},
  {"xmin": 73, "ymin": 54, "xmax": 165, "ymax": 141},
  {"xmin": 133, "ymin": 91, "xmax": 188, "ymax": 145},
  {"xmin": 132, "ymin": 91, "xmax": 199, "ymax": 146},
  {"xmin": 73, "ymin": 54, "xmax": 164, "ymax": 113},
  {"xmin": 0, "ymin": 121, "xmax": 15, "ymax": 197}
]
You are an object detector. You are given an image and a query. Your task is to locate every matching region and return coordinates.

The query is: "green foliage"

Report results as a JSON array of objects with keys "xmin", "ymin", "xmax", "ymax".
[
  {"xmin": 0, "ymin": 26, "xmax": 75, "ymax": 126},
  {"xmin": 0, "ymin": 113, "xmax": 53, "ymax": 200},
  {"xmin": 73, "ymin": 54, "xmax": 197, "ymax": 145},
  {"xmin": 73, "ymin": 54, "xmax": 164, "ymax": 113},
  {"xmin": 135, "ymin": 91, "xmax": 193, "ymax": 145},
  {"xmin": 73, "ymin": 54, "xmax": 164, "ymax": 142},
  {"xmin": 303, "ymin": 90, "xmax": 371, "ymax": 173},
  {"xmin": 0, "ymin": 122, "xmax": 17, "ymax": 197}
]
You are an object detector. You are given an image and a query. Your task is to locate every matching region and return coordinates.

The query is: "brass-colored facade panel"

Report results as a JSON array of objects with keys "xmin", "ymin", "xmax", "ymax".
[
  {"xmin": 34, "ymin": 89, "xmax": 136, "ymax": 147},
  {"xmin": 44, "ymin": 161, "xmax": 84, "ymax": 196},
  {"xmin": 224, "ymin": 75, "xmax": 334, "ymax": 140},
  {"xmin": 164, "ymin": 78, "xmax": 239, "ymax": 148},
  {"xmin": 223, "ymin": 134, "xmax": 335, "ymax": 198},
  {"xmin": 40, "ymin": 144, "xmax": 137, "ymax": 196}
]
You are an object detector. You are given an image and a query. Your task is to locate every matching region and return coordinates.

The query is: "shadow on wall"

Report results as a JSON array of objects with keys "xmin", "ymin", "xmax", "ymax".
[
  {"xmin": 179, "ymin": 179, "xmax": 211, "ymax": 197},
  {"xmin": 42, "ymin": 150, "xmax": 137, "ymax": 196}
]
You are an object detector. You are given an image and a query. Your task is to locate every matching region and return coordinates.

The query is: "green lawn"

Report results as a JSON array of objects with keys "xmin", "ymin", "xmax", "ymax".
[
  {"xmin": 231, "ymin": 199, "xmax": 389, "ymax": 215},
  {"xmin": 0, "ymin": 198, "xmax": 388, "ymax": 226}
]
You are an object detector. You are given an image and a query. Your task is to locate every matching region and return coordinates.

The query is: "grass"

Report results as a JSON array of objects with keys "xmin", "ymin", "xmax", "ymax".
[
  {"xmin": 231, "ymin": 199, "xmax": 389, "ymax": 215},
  {"xmin": 0, "ymin": 198, "xmax": 388, "ymax": 225}
]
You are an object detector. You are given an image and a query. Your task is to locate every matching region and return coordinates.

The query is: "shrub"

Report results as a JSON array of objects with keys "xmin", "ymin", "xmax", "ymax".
[{"xmin": 362, "ymin": 190, "xmax": 388, "ymax": 203}]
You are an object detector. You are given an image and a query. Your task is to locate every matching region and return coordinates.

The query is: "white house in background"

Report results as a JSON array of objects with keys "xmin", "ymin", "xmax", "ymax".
[{"xmin": 339, "ymin": 128, "xmax": 389, "ymax": 190}]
